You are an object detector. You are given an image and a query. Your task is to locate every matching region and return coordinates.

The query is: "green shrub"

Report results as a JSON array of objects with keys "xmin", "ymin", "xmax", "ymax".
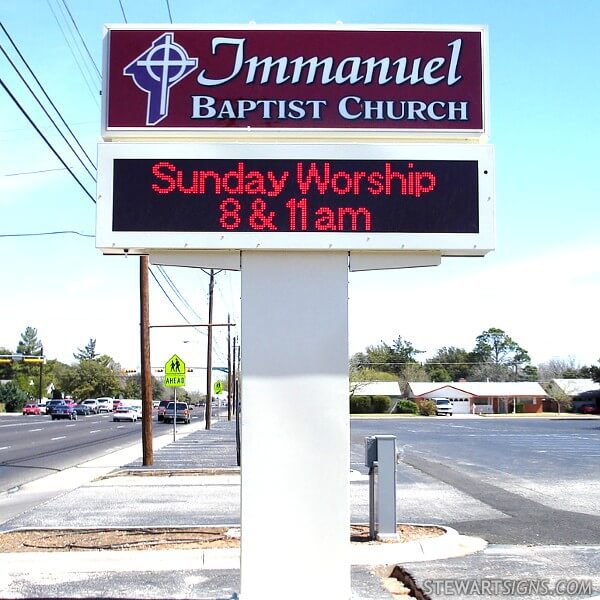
[
  {"xmin": 395, "ymin": 399, "xmax": 418, "ymax": 414},
  {"xmin": 371, "ymin": 395, "xmax": 391, "ymax": 413},
  {"xmin": 418, "ymin": 399, "xmax": 437, "ymax": 416},
  {"xmin": 0, "ymin": 381, "xmax": 28, "ymax": 412},
  {"xmin": 350, "ymin": 395, "xmax": 372, "ymax": 413}
]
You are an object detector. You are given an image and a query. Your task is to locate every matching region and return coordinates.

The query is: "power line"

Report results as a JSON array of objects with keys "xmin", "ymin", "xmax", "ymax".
[
  {"xmin": 149, "ymin": 266, "xmax": 207, "ymax": 337},
  {"xmin": 59, "ymin": 0, "xmax": 102, "ymax": 79},
  {"xmin": 118, "ymin": 0, "xmax": 128, "ymax": 23},
  {"xmin": 156, "ymin": 265, "xmax": 204, "ymax": 323},
  {"xmin": 0, "ymin": 76, "xmax": 96, "ymax": 204},
  {"xmin": 165, "ymin": 0, "xmax": 173, "ymax": 23},
  {"xmin": 0, "ymin": 22, "xmax": 97, "ymax": 173},
  {"xmin": 0, "ymin": 230, "xmax": 94, "ymax": 238},
  {"xmin": 4, "ymin": 167, "xmax": 68, "ymax": 176},
  {"xmin": 0, "ymin": 44, "xmax": 97, "ymax": 183},
  {"xmin": 45, "ymin": 0, "xmax": 100, "ymax": 106}
]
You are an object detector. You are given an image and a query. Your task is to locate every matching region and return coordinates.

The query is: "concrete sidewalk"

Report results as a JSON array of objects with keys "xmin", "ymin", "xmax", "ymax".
[{"xmin": 0, "ymin": 418, "xmax": 485, "ymax": 599}]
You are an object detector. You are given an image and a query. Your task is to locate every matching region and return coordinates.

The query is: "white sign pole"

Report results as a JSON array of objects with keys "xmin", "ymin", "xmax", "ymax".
[
  {"xmin": 240, "ymin": 251, "xmax": 350, "ymax": 599},
  {"xmin": 173, "ymin": 387, "xmax": 177, "ymax": 442}
]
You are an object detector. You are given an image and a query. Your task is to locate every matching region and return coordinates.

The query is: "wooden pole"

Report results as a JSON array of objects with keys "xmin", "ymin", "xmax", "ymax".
[
  {"xmin": 205, "ymin": 269, "xmax": 215, "ymax": 430},
  {"xmin": 140, "ymin": 255, "xmax": 153, "ymax": 465}
]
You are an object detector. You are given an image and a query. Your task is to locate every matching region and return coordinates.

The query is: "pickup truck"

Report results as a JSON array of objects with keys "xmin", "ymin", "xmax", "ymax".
[
  {"xmin": 163, "ymin": 402, "xmax": 192, "ymax": 424},
  {"xmin": 433, "ymin": 398, "xmax": 453, "ymax": 416}
]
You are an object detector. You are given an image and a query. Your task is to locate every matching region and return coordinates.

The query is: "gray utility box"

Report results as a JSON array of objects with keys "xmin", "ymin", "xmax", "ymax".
[
  {"xmin": 365, "ymin": 436, "xmax": 378, "ymax": 468},
  {"xmin": 364, "ymin": 435, "xmax": 398, "ymax": 540}
]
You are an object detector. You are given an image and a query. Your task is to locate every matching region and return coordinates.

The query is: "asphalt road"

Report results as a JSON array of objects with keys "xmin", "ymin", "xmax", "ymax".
[
  {"xmin": 351, "ymin": 417, "xmax": 600, "ymax": 545},
  {"xmin": 0, "ymin": 408, "xmax": 205, "ymax": 493}
]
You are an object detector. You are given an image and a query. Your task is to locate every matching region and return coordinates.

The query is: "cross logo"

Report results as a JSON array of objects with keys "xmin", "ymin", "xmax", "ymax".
[{"xmin": 124, "ymin": 33, "xmax": 198, "ymax": 125}]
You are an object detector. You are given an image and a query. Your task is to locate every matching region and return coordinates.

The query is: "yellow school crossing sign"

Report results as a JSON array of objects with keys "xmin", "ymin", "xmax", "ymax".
[{"xmin": 164, "ymin": 354, "xmax": 186, "ymax": 387}]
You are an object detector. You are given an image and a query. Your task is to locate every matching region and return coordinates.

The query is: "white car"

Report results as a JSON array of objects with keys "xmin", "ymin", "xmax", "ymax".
[
  {"xmin": 112, "ymin": 406, "xmax": 138, "ymax": 422},
  {"xmin": 81, "ymin": 399, "xmax": 100, "ymax": 414}
]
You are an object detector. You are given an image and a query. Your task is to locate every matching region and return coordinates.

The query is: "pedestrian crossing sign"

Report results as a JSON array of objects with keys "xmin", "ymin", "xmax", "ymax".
[{"xmin": 164, "ymin": 354, "xmax": 186, "ymax": 387}]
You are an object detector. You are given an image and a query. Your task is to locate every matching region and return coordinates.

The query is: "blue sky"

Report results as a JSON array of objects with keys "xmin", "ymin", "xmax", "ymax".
[{"xmin": 1, "ymin": 0, "xmax": 599, "ymax": 388}]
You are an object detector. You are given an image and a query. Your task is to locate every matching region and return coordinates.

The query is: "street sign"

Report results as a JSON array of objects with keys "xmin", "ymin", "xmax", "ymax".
[
  {"xmin": 214, "ymin": 380, "xmax": 224, "ymax": 394},
  {"xmin": 164, "ymin": 354, "xmax": 186, "ymax": 387}
]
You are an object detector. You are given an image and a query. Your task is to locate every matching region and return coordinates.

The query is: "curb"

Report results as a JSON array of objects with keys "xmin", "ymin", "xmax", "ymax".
[
  {"xmin": 350, "ymin": 525, "xmax": 487, "ymax": 565},
  {"xmin": 0, "ymin": 526, "xmax": 487, "ymax": 572}
]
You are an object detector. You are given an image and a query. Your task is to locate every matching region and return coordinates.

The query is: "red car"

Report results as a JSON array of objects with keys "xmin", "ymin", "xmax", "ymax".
[{"xmin": 22, "ymin": 403, "xmax": 41, "ymax": 415}]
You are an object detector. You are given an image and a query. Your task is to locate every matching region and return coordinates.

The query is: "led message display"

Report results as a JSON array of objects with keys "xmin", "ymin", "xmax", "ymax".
[
  {"xmin": 96, "ymin": 142, "xmax": 494, "ymax": 253},
  {"xmin": 103, "ymin": 26, "xmax": 487, "ymax": 136},
  {"xmin": 112, "ymin": 158, "xmax": 479, "ymax": 234}
]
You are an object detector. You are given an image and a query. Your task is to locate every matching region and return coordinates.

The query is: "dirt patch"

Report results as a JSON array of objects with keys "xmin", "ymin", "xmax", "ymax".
[{"xmin": 0, "ymin": 524, "xmax": 444, "ymax": 553}]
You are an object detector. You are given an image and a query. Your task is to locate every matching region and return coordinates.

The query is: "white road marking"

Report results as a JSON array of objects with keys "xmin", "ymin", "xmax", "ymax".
[
  {"xmin": 29, "ymin": 428, "xmax": 43, "ymax": 432},
  {"xmin": 50, "ymin": 436, "xmax": 66, "ymax": 441},
  {"xmin": 89, "ymin": 430, "xmax": 101, "ymax": 434},
  {"xmin": 0, "ymin": 446, "xmax": 11, "ymax": 450}
]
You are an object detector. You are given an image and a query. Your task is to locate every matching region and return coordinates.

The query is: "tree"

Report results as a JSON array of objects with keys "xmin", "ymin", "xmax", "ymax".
[
  {"xmin": 121, "ymin": 373, "xmax": 166, "ymax": 402},
  {"xmin": 74, "ymin": 338, "xmax": 99, "ymax": 362},
  {"xmin": 426, "ymin": 346, "xmax": 473, "ymax": 381},
  {"xmin": 351, "ymin": 335, "xmax": 423, "ymax": 377},
  {"xmin": 62, "ymin": 360, "xmax": 121, "ymax": 400},
  {"xmin": 349, "ymin": 367, "xmax": 398, "ymax": 397},
  {"xmin": 591, "ymin": 360, "xmax": 600, "ymax": 384},
  {"xmin": 16, "ymin": 326, "xmax": 42, "ymax": 356},
  {"xmin": 538, "ymin": 356, "xmax": 586, "ymax": 381},
  {"xmin": 0, "ymin": 380, "xmax": 28, "ymax": 412},
  {"xmin": 471, "ymin": 327, "xmax": 531, "ymax": 380},
  {"xmin": 0, "ymin": 346, "xmax": 15, "ymax": 379}
]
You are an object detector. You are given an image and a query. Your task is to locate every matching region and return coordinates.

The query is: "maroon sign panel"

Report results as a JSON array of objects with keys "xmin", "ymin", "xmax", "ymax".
[{"xmin": 104, "ymin": 27, "xmax": 485, "ymax": 134}]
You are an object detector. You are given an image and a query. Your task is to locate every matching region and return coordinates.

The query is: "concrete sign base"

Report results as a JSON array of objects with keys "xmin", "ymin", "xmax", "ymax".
[{"xmin": 240, "ymin": 251, "xmax": 350, "ymax": 599}]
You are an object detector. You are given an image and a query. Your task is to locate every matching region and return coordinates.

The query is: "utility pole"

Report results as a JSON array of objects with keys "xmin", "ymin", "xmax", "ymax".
[
  {"xmin": 233, "ymin": 336, "xmax": 240, "ymax": 466},
  {"xmin": 205, "ymin": 269, "xmax": 215, "ymax": 430},
  {"xmin": 38, "ymin": 345, "xmax": 44, "ymax": 403},
  {"xmin": 140, "ymin": 255, "xmax": 153, "ymax": 465},
  {"xmin": 227, "ymin": 313, "xmax": 232, "ymax": 421}
]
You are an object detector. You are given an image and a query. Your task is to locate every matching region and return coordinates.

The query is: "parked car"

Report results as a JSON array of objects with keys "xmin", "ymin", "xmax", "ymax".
[
  {"xmin": 96, "ymin": 398, "xmax": 113, "ymax": 413},
  {"xmin": 157, "ymin": 400, "xmax": 171, "ymax": 422},
  {"xmin": 80, "ymin": 399, "xmax": 100, "ymax": 414},
  {"xmin": 74, "ymin": 403, "xmax": 92, "ymax": 416},
  {"xmin": 22, "ymin": 403, "xmax": 41, "ymax": 415},
  {"xmin": 577, "ymin": 404, "xmax": 598, "ymax": 415},
  {"xmin": 113, "ymin": 406, "xmax": 138, "ymax": 422},
  {"xmin": 37, "ymin": 401, "xmax": 48, "ymax": 414},
  {"xmin": 433, "ymin": 398, "xmax": 453, "ymax": 416},
  {"xmin": 51, "ymin": 403, "xmax": 78, "ymax": 420},
  {"xmin": 163, "ymin": 402, "xmax": 192, "ymax": 424}
]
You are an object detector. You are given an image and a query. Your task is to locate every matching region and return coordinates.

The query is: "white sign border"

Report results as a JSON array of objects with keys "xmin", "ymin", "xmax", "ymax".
[
  {"xmin": 101, "ymin": 23, "xmax": 490, "ymax": 141},
  {"xmin": 96, "ymin": 142, "xmax": 495, "ymax": 255}
]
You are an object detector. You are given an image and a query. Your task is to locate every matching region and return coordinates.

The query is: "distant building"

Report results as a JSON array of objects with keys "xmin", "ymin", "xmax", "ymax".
[
  {"xmin": 546, "ymin": 379, "xmax": 600, "ymax": 412},
  {"xmin": 406, "ymin": 381, "xmax": 548, "ymax": 414}
]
